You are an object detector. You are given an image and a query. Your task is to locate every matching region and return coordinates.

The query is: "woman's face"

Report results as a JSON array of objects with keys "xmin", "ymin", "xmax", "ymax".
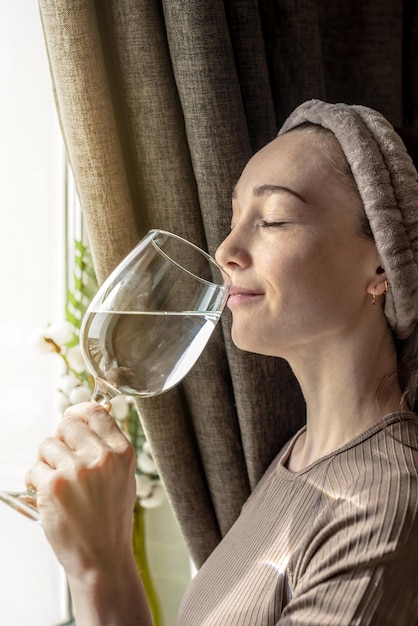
[{"xmin": 215, "ymin": 130, "xmax": 381, "ymax": 359}]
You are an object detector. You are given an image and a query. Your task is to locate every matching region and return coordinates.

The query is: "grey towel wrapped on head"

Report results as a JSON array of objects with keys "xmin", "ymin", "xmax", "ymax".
[{"xmin": 279, "ymin": 99, "xmax": 418, "ymax": 340}]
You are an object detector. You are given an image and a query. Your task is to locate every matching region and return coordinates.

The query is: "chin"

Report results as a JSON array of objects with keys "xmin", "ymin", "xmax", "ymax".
[
  {"xmin": 231, "ymin": 331, "xmax": 255, "ymax": 353},
  {"xmin": 231, "ymin": 330, "xmax": 279, "ymax": 357}
]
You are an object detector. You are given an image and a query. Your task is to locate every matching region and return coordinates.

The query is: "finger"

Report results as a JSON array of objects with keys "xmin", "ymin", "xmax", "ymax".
[
  {"xmin": 28, "ymin": 440, "xmax": 136, "ymax": 509},
  {"xmin": 57, "ymin": 405, "xmax": 122, "ymax": 454},
  {"xmin": 56, "ymin": 414, "xmax": 110, "ymax": 454},
  {"xmin": 26, "ymin": 459, "xmax": 83, "ymax": 521},
  {"xmin": 63, "ymin": 402, "xmax": 125, "ymax": 442},
  {"xmin": 56, "ymin": 406, "xmax": 135, "ymax": 473},
  {"xmin": 37, "ymin": 436, "xmax": 76, "ymax": 470},
  {"xmin": 25, "ymin": 459, "xmax": 54, "ymax": 496}
]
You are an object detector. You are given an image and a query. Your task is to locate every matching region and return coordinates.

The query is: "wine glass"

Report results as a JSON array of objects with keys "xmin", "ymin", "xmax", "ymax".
[{"xmin": 0, "ymin": 229, "xmax": 230, "ymax": 522}]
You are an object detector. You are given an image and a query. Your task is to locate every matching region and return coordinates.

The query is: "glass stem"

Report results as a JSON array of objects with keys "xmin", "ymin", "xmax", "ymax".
[{"xmin": 91, "ymin": 379, "xmax": 116, "ymax": 411}]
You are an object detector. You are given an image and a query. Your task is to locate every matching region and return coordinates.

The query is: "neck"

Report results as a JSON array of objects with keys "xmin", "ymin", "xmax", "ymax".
[{"xmin": 285, "ymin": 322, "xmax": 404, "ymax": 471}]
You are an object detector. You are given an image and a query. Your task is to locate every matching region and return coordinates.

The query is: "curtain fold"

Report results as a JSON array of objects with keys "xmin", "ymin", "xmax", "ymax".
[
  {"xmin": 38, "ymin": 0, "xmax": 417, "ymax": 567},
  {"xmin": 39, "ymin": 0, "xmax": 140, "ymax": 282}
]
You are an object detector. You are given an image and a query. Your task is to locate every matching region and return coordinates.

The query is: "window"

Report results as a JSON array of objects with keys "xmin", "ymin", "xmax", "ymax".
[{"xmin": 0, "ymin": 3, "xmax": 69, "ymax": 624}]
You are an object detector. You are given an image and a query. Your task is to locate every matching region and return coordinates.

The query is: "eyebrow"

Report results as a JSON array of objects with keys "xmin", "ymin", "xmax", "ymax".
[
  {"xmin": 231, "ymin": 183, "xmax": 307, "ymax": 204},
  {"xmin": 253, "ymin": 184, "xmax": 307, "ymax": 203}
]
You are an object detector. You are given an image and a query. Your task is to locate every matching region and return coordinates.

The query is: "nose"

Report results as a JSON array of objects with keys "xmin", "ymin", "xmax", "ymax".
[{"xmin": 215, "ymin": 227, "xmax": 250, "ymax": 270}]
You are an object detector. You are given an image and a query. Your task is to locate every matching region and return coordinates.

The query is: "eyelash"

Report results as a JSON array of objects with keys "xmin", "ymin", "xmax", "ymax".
[{"xmin": 258, "ymin": 220, "xmax": 286, "ymax": 228}]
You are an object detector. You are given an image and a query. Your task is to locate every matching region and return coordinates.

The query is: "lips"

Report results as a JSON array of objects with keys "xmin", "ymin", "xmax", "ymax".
[{"xmin": 227, "ymin": 286, "xmax": 264, "ymax": 307}]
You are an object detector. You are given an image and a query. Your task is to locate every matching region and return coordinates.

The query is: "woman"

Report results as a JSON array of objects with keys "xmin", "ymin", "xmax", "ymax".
[{"xmin": 28, "ymin": 100, "xmax": 418, "ymax": 625}]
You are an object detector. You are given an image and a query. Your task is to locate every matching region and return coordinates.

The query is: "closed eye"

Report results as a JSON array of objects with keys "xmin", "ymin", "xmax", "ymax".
[{"xmin": 259, "ymin": 221, "xmax": 287, "ymax": 228}]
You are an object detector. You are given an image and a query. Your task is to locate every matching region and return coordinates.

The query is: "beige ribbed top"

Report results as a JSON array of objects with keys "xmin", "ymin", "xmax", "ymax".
[{"xmin": 178, "ymin": 412, "xmax": 418, "ymax": 625}]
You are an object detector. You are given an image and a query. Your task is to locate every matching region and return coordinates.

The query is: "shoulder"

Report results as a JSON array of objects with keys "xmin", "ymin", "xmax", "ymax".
[
  {"xmin": 292, "ymin": 419, "xmax": 418, "ymax": 623},
  {"xmin": 294, "ymin": 418, "xmax": 418, "ymax": 577},
  {"xmin": 326, "ymin": 412, "xmax": 418, "ymax": 492},
  {"xmin": 316, "ymin": 413, "xmax": 418, "ymax": 546}
]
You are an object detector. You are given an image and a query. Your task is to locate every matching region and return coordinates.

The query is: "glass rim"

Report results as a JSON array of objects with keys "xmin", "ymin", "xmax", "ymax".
[{"xmin": 148, "ymin": 229, "xmax": 231, "ymax": 290}]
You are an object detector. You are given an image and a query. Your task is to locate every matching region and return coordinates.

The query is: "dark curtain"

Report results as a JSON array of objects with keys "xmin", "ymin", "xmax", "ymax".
[{"xmin": 38, "ymin": 0, "xmax": 417, "ymax": 567}]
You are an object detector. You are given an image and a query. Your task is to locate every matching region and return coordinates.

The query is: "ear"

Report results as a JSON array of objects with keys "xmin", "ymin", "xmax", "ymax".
[{"xmin": 366, "ymin": 265, "xmax": 388, "ymax": 297}]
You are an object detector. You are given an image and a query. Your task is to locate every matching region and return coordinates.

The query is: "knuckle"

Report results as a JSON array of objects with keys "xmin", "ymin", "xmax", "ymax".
[
  {"xmin": 86, "ymin": 402, "xmax": 114, "ymax": 422},
  {"xmin": 58, "ymin": 412, "xmax": 81, "ymax": 434},
  {"xmin": 86, "ymin": 401, "xmax": 107, "ymax": 416},
  {"xmin": 86, "ymin": 445, "xmax": 118, "ymax": 476},
  {"xmin": 38, "ymin": 436, "xmax": 55, "ymax": 455},
  {"xmin": 62, "ymin": 402, "xmax": 88, "ymax": 419},
  {"xmin": 94, "ymin": 440, "xmax": 136, "ymax": 474},
  {"xmin": 47, "ymin": 472, "xmax": 77, "ymax": 503}
]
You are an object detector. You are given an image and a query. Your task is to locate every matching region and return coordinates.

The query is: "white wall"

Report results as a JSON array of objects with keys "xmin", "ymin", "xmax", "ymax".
[{"xmin": 0, "ymin": 3, "xmax": 191, "ymax": 625}]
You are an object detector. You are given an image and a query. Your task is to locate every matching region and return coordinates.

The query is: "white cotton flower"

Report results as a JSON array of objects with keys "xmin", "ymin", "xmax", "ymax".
[
  {"xmin": 140, "ymin": 483, "xmax": 165, "ymax": 509},
  {"xmin": 45, "ymin": 321, "xmax": 74, "ymax": 347},
  {"xmin": 109, "ymin": 395, "xmax": 130, "ymax": 420},
  {"xmin": 137, "ymin": 451, "xmax": 156, "ymax": 474},
  {"xmin": 135, "ymin": 474, "xmax": 153, "ymax": 499},
  {"xmin": 59, "ymin": 371, "xmax": 80, "ymax": 395},
  {"xmin": 66, "ymin": 345, "xmax": 86, "ymax": 372},
  {"xmin": 53, "ymin": 390, "xmax": 71, "ymax": 414},
  {"xmin": 142, "ymin": 440, "xmax": 152, "ymax": 455},
  {"xmin": 31, "ymin": 327, "xmax": 57, "ymax": 354},
  {"xmin": 68, "ymin": 385, "xmax": 92, "ymax": 404}
]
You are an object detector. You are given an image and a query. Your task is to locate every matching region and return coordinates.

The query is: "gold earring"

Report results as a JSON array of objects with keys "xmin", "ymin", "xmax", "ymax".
[{"xmin": 372, "ymin": 280, "xmax": 388, "ymax": 305}]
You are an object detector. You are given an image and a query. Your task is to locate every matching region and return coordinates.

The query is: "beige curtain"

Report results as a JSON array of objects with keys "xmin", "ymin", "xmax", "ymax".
[{"xmin": 38, "ymin": 0, "xmax": 417, "ymax": 567}]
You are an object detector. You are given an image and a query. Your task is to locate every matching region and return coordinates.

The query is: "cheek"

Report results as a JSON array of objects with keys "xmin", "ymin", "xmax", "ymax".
[
  {"xmin": 272, "ymin": 244, "xmax": 328, "ymax": 290},
  {"xmin": 275, "ymin": 238, "xmax": 346, "ymax": 315},
  {"xmin": 297, "ymin": 230, "xmax": 348, "ymax": 284}
]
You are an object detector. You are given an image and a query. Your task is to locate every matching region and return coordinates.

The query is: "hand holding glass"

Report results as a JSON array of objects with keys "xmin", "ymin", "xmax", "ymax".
[{"xmin": 0, "ymin": 229, "xmax": 230, "ymax": 521}]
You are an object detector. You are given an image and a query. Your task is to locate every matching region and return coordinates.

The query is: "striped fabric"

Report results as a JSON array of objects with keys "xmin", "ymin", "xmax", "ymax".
[{"xmin": 178, "ymin": 412, "xmax": 418, "ymax": 625}]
